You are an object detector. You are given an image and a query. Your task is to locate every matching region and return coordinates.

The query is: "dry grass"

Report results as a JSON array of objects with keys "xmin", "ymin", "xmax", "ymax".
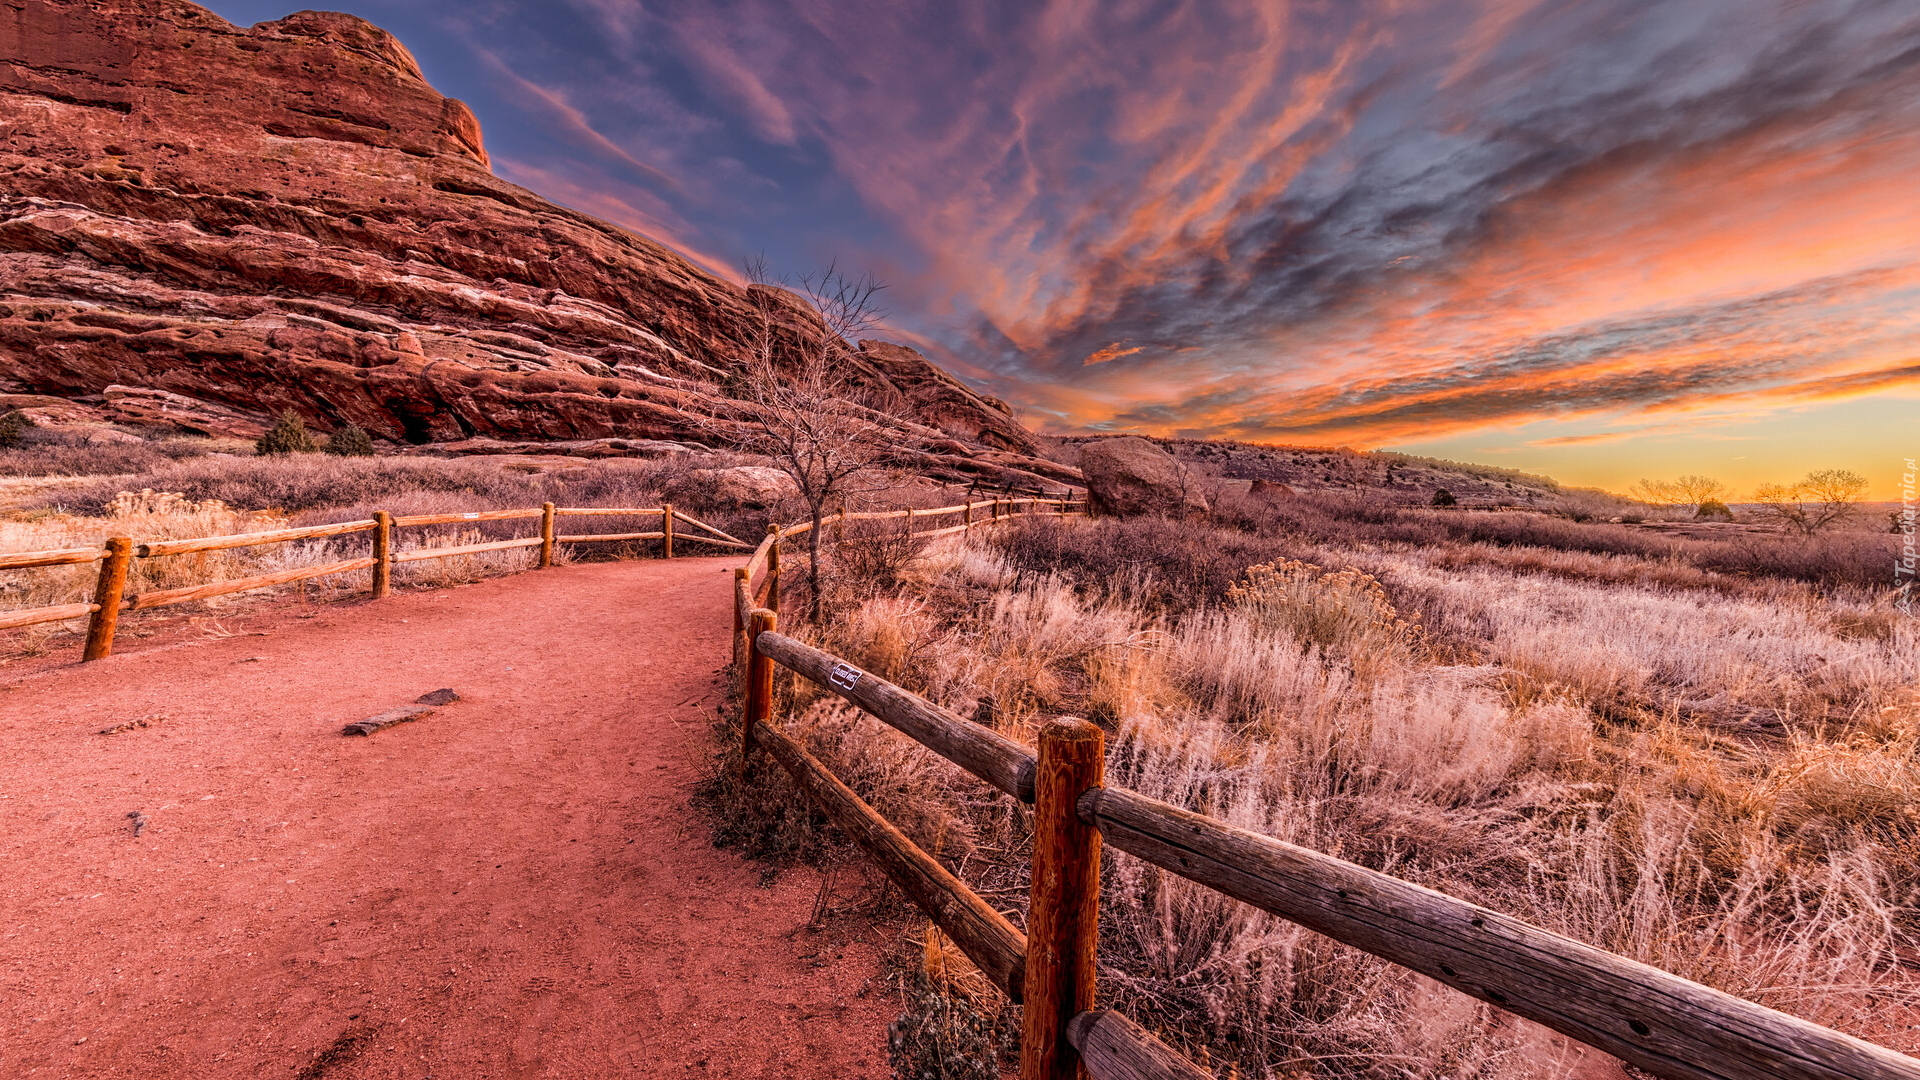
[{"xmin": 756, "ymin": 514, "xmax": 1920, "ymax": 1078}]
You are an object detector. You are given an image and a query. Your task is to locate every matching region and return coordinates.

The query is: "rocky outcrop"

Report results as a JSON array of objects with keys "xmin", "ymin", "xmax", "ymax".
[
  {"xmin": 679, "ymin": 466, "xmax": 799, "ymax": 509},
  {"xmin": 1079, "ymin": 436, "xmax": 1208, "ymax": 517},
  {"xmin": 0, "ymin": 1, "xmax": 1068, "ymax": 487}
]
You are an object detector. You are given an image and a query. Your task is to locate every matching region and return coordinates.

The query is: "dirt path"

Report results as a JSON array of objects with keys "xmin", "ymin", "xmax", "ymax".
[{"xmin": 0, "ymin": 557, "xmax": 897, "ymax": 1079}]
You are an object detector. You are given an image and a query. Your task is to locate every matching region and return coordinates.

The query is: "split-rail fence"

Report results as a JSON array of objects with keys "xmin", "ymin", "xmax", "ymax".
[
  {"xmin": 731, "ymin": 507, "xmax": 1920, "ymax": 1080},
  {"xmin": 0, "ymin": 500, "xmax": 756, "ymax": 660}
]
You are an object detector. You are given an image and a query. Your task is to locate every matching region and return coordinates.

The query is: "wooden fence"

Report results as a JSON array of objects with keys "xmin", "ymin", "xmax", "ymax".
[
  {"xmin": 0, "ymin": 502, "xmax": 753, "ymax": 660},
  {"xmin": 731, "ymin": 512, "xmax": 1920, "ymax": 1080}
]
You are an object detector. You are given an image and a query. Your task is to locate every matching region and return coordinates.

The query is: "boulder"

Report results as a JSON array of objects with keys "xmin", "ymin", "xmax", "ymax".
[
  {"xmin": 684, "ymin": 466, "xmax": 799, "ymax": 509},
  {"xmin": 1078, "ymin": 437, "xmax": 1208, "ymax": 517}
]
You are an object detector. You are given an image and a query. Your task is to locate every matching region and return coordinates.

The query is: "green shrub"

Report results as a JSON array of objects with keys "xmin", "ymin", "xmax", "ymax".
[
  {"xmin": 255, "ymin": 411, "xmax": 319, "ymax": 455},
  {"xmin": 1431, "ymin": 488, "xmax": 1456, "ymax": 506},
  {"xmin": 1694, "ymin": 498, "xmax": 1734, "ymax": 522},
  {"xmin": 0, "ymin": 410, "xmax": 35, "ymax": 449},
  {"xmin": 325, "ymin": 423, "xmax": 376, "ymax": 457}
]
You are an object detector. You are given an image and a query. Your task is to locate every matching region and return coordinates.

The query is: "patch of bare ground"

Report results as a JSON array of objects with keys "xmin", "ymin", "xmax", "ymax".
[{"xmin": 0, "ymin": 557, "xmax": 897, "ymax": 1078}]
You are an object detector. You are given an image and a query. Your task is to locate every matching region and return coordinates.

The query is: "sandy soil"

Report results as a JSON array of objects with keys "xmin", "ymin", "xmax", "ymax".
[{"xmin": 0, "ymin": 556, "xmax": 898, "ymax": 1078}]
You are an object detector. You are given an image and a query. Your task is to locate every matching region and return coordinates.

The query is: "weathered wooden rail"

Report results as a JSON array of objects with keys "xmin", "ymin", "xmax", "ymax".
[
  {"xmin": 0, "ymin": 502, "xmax": 751, "ymax": 660},
  {"xmin": 731, "ymin": 513, "xmax": 1920, "ymax": 1080}
]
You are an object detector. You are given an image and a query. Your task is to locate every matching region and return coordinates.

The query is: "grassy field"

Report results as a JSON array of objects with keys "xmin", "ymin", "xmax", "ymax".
[{"xmin": 745, "ymin": 491, "xmax": 1916, "ymax": 1079}]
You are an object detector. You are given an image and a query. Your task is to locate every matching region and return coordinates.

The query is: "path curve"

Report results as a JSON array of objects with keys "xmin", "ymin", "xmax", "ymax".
[{"xmin": 0, "ymin": 557, "xmax": 894, "ymax": 1078}]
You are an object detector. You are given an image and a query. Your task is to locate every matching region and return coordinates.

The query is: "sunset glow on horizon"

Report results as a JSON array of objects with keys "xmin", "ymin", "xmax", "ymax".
[{"xmin": 205, "ymin": 0, "xmax": 1920, "ymax": 496}]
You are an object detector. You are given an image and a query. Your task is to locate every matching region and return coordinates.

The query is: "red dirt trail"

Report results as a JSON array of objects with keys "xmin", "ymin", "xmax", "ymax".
[{"xmin": 0, "ymin": 557, "xmax": 896, "ymax": 1078}]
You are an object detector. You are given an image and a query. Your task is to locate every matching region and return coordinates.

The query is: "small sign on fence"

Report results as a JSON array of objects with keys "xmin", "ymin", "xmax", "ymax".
[{"xmin": 828, "ymin": 663, "xmax": 864, "ymax": 691}]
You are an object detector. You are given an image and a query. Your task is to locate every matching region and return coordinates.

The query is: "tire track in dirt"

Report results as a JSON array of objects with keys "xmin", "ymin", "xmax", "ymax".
[{"xmin": 0, "ymin": 557, "xmax": 894, "ymax": 1078}]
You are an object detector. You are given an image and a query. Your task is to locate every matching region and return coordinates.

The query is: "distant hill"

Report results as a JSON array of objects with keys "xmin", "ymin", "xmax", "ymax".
[{"xmin": 1050, "ymin": 435, "xmax": 1570, "ymax": 507}]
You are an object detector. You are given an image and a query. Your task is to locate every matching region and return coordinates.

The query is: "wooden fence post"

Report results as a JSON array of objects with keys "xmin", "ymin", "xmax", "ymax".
[
  {"xmin": 371, "ymin": 511, "xmax": 392, "ymax": 598},
  {"xmin": 82, "ymin": 537, "xmax": 133, "ymax": 661},
  {"xmin": 765, "ymin": 524, "xmax": 781, "ymax": 614},
  {"xmin": 1023, "ymin": 718, "xmax": 1105, "ymax": 1080},
  {"xmin": 964, "ymin": 500, "xmax": 973, "ymax": 528},
  {"xmin": 742, "ymin": 609, "xmax": 777, "ymax": 766},
  {"xmin": 662, "ymin": 503, "xmax": 674, "ymax": 559},
  {"xmin": 733, "ymin": 567, "xmax": 750, "ymax": 671},
  {"xmin": 538, "ymin": 502, "xmax": 555, "ymax": 568}
]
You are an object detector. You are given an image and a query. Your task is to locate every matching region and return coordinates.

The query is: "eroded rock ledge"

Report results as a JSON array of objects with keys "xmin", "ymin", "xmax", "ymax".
[{"xmin": 0, "ymin": 0, "xmax": 1077, "ymax": 489}]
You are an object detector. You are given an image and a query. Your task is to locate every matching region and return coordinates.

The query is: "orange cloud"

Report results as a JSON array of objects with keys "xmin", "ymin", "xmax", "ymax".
[{"xmin": 1084, "ymin": 342, "xmax": 1145, "ymax": 365}]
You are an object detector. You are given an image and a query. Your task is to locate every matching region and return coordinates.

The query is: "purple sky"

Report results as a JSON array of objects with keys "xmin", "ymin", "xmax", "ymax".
[{"xmin": 203, "ymin": 1, "xmax": 1920, "ymax": 495}]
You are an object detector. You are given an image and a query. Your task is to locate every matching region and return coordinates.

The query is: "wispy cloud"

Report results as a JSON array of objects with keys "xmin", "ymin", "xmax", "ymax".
[{"xmin": 390, "ymin": 0, "xmax": 1920, "ymax": 447}]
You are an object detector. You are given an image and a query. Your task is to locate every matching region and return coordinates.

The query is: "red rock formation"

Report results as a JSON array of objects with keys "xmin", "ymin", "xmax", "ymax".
[{"xmin": 0, "ymin": 0, "xmax": 1072, "ymax": 486}]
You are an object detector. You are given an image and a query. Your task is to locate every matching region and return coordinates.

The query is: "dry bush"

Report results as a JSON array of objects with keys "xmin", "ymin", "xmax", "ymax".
[{"xmin": 0, "ymin": 430, "xmax": 217, "ymax": 477}]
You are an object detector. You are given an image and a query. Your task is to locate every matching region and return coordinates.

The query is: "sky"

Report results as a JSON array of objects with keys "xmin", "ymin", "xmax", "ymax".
[{"xmin": 203, "ymin": 0, "xmax": 1920, "ymax": 497}]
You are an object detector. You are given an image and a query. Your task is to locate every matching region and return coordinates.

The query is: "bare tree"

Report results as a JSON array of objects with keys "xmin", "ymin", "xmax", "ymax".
[
  {"xmin": 1751, "ymin": 469, "xmax": 1869, "ymax": 535},
  {"xmin": 1628, "ymin": 478, "xmax": 1681, "ymax": 512},
  {"xmin": 1631, "ymin": 475, "xmax": 1731, "ymax": 517},
  {"xmin": 727, "ymin": 260, "xmax": 900, "ymax": 619},
  {"xmin": 1672, "ymin": 475, "xmax": 1731, "ymax": 514}
]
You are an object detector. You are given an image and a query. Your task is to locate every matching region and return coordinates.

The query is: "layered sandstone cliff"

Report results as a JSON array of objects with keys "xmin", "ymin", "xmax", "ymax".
[{"xmin": 0, "ymin": 0, "xmax": 1072, "ymax": 486}]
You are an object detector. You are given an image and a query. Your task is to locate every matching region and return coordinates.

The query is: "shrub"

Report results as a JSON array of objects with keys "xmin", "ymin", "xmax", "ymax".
[
  {"xmin": 1695, "ymin": 498, "xmax": 1734, "ymax": 521},
  {"xmin": 255, "ymin": 411, "xmax": 318, "ymax": 455},
  {"xmin": 0, "ymin": 410, "xmax": 34, "ymax": 449},
  {"xmin": 1228, "ymin": 559, "xmax": 1427, "ymax": 675},
  {"xmin": 886, "ymin": 968, "xmax": 1011, "ymax": 1080},
  {"xmin": 1431, "ymin": 488, "xmax": 1456, "ymax": 506},
  {"xmin": 325, "ymin": 423, "xmax": 376, "ymax": 457}
]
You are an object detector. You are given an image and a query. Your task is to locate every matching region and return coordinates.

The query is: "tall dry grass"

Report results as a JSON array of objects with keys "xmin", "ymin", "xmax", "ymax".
[{"xmin": 757, "ymin": 516, "xmax": 1919, "ymax": 1078}]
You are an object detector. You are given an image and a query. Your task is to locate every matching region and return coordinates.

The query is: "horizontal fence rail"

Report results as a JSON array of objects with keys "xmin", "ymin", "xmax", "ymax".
[
  {"xmin": 129, "ymin": 558, "xmax": 379, "ymax": 611},
  {"xmin": 1078, "ymin": 786, "xmax": 1920, "ymax": 1080},
  {"xmin": 1067, "ymin": 1011, "xmax": 1213, "ymax": 1080},
  {"xmin": 0, "ymin": 601, "xmax": 98, "ymax": 630},
  {"xmin": 755, "ymin": 632, "xmax": 1037, "ymax": 802},
  {"xmin": 750, "ymin": 715, "xmax": 1028, "ymax": 1001},
  {"xmin": 136, "ymin": 519, "xmax": 376, "ymax": 558},
  {"xmin": 0, "ymin": 546, "xmax": 105, "ymax": 571},
  {"xmin": 736, "ymin": 599, "xmax": 1920, "ymax": 1080}
]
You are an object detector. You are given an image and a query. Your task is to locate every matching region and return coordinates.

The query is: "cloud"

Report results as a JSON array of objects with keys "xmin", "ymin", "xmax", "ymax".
[
  {"xmin": 1084, "ymin": 342, "xmax": 1144, "ymax": 365},
  {"xmin": 471, "ymin": 45, "xmax": 686, "ymax": 193},
  {"xmin": 426, "ymin": 0, "xmax": 1920, "ymax": 446}
]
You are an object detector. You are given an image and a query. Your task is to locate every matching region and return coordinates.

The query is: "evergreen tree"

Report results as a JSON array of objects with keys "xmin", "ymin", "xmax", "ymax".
[
  {"xmin": 256, "ymin": 410, "xmax": 318, "ymax": 455},
  {"xmin": 0, "ymin": 409, "xmax": 34, "ymax": 449},
  {"xmin": 325, "ymin": 422, "xmax": 376, "ymax": 457},
  {"xmin": 1431, "ymin": 488, "xmax": 1456, "ymax": 507}
]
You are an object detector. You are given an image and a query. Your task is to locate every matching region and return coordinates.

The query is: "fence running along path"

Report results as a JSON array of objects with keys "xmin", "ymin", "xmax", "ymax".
[
  {"xmin": 731, "ymin": 506, "xmax": 1920, "ymax": 1080},
  {"xmin": 1, "ymin": 501, "xmax": 755, "ymax": 660}
]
